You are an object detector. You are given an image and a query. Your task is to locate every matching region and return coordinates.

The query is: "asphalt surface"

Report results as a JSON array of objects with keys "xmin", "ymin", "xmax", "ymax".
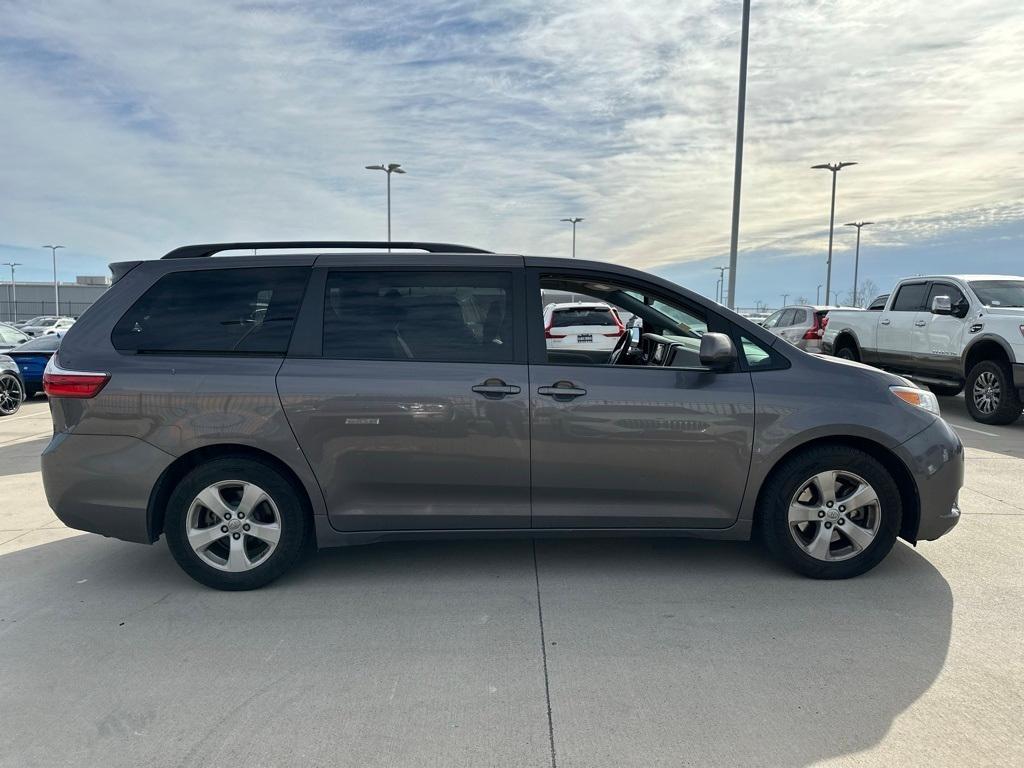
[{"xmin": 1, "ymin": 396, "xmax": 1022, "ymax": 767}]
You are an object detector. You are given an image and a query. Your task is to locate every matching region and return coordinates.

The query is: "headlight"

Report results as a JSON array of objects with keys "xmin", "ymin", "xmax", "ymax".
[{"xmin": 890, "ymin": 385, "xmax": 940, "ymax": 416}]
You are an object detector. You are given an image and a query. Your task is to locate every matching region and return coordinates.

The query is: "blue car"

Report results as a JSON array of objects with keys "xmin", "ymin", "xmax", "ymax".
[{"xmin": 7, "ymin": 333, "xmax": 61, "ymax": 397}]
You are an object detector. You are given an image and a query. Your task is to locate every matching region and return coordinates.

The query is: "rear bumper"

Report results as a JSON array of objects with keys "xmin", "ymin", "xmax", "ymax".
[
  {"xmin": 41, "ymin": 432, "xmax": 174, "ymax": 544},
  {"xmin": 896, "ymin": 417, "xmax": 964, "ymax": 542}
]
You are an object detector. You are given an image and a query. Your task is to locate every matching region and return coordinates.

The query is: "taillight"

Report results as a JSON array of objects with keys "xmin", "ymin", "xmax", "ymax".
[
  {"xmin": 43, "ymin": 356, "xmax": 110, "ymax": 399},
  {"xmin": 803, "ymin": 313, "xmax": 829, "ymax": 340},
  {"xmin": 603, "ymin": 314, "xmax": 626, "ymax": 338}
]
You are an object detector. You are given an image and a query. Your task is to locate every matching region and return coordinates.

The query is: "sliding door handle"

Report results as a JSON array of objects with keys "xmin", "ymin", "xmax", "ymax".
[
  {"xmin": 471, "ymin": 379, "xmax": 521, "ymax": 399},
  {"xmin": 537, "ymin": 381, "xmax": 587, "ymax": 400}
]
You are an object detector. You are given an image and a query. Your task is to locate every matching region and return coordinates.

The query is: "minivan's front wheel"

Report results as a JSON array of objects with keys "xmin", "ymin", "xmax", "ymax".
[
  {"xmin": 759, "ymin": 446, "xmax": 901, "ymax": 579},
  {"xmin": 165, "ymin": 458, "xmax": 310, "ymax": 590}
]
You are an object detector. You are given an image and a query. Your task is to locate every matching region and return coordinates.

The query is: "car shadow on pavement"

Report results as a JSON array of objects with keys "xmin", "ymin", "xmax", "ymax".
[
  {"xmin": 0, "ymin": 436, "xmax": 49, "ymax": 478},
  {"xmin": 0, "ymin": 533, "xmax": 952, "ymax": 768}
]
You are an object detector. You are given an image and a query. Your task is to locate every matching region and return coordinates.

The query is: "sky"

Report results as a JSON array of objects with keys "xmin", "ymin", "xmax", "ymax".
[{"xmin": 1, "ymin": 0, "xmax": 1022, "ymax": 307}]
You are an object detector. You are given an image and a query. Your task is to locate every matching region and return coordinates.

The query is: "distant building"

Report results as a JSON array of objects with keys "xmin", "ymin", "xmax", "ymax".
[{"xmin": 1, "ymin": 276, "xmax": 111, "ymax": 323}]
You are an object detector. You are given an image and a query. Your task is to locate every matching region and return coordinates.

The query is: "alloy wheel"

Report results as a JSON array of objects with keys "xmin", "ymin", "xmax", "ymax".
[
  {"xmin": 972, "ymin": 371, "xmax": 1000, "ymax": 415},
  {"xmin": 787, "ymin": 470, "xmax": 881, "ymax": 562},
  {"xmin": 186, "ymin": 480, "xmax": 282, "ymax": 572},
  {"xmin": 0, "ymin": 374, "xmax": 23, "ymax": 416}
]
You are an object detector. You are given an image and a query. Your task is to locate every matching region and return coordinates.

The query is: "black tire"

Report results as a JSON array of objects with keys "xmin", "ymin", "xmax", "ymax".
[
  {"xmin": 835, "ymin": 343, "xmax": 859, "ymax": 362},
  {"xmin": 164, "ymin": 457, "xmax": 311, "ymax": 590},
  {"xmin": 0, "ymin": 373, "xmax": 24, "ymax": 416},
  {"xmin": 965, "ymin": 360, "xmax": 1023, "ymax": 425},
  {"xmin": 927, "ymin": 382, "xmax": 963, "ymax": 397},
  {"xmin": 758, "ymin": 445, "xmax": 901, "ymax": 579}
]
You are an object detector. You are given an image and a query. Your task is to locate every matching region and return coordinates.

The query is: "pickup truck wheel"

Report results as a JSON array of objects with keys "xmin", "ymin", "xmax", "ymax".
[
  {"xmin": 928, "ymin": 383, "xmax": 963, "ymax": 397},
  {"xmin": 965, "ymin": 360, "xmax": 1023, "ymax": 425},
  {"xmin": 835, "ymin": 344, "xmax": 859, "ymax": 362},
  {"xmin": 758, "ymin": 446, "xmax": 901, "ymax": 579}
]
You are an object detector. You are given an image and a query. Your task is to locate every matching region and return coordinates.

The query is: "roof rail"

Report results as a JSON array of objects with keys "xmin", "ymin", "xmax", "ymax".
[{"xmin": 161, "ymin": 241, "xmax": 494, "ymax": 259}]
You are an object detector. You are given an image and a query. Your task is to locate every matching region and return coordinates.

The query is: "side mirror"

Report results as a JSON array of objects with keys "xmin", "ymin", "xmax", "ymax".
[
  {"xmin": 931, "ymin": 296, "xmax": 953, "ymax": 315},
  {"xmin": 699, "ymin": 332, "xmax": 738, "ymax": 370}
]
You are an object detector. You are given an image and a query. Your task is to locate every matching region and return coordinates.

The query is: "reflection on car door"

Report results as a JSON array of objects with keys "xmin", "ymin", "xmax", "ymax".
[{"xmin": 277, "ymin": 261, "xmax": 531, "ymax": 532}]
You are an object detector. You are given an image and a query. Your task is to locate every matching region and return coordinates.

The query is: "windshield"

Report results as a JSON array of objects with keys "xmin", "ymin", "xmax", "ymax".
[{"xmin": 969, "ymin": 280, "xmax": 1024, "ymax": 308}]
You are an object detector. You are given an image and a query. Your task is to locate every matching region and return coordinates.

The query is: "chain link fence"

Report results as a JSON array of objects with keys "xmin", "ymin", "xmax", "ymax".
[{"xmin": 0, "ymin": 301, "xmax": 95, "ymax": 324}]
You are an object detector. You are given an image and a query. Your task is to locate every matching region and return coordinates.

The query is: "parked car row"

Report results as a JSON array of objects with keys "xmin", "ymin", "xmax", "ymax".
[
  {"xmin": 0, "ymin": 326, "xmax": 62, "ymax": 417},
  {"xmin": 761, "ymin": 274, "xmax": 1024, "ymax": 425},
  {"xmin": 9, "ymin": 315, "xmax": 76, "ymax": 337}
]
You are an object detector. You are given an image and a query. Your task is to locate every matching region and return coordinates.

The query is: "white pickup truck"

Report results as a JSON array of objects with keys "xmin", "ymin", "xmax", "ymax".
[{"xmin": 822, "ymin": 274, "xmax": 1024, "ymax": 424}]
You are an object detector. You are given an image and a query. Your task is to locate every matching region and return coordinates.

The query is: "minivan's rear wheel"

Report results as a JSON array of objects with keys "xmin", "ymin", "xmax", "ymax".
[
  {"xmin": 965, "ymin": 360, "xmax": 1023, "ymax": 425},
  {"xmin": 0, "ymin": 373, "xmax": 24, "ymax": 416},
  {"xmin": 165, "ymin": 457, "xmax": 310, "ymax": 590},
  {"xmin": 759, "ymin": 446, "xmax": 901, "ymax": 579}
]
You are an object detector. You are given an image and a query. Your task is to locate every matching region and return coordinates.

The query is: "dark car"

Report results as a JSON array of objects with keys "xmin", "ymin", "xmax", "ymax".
[
  {"xmin": 0, "ymin": 354, "xmax": 25, "ymax": 416},
  {"xmin": 40, "ymin": 241, "xmax": 963, "ymax": 590},
  {"xmin": 8, "ymin": 333, "xmax": 61, "ymax": 398}
]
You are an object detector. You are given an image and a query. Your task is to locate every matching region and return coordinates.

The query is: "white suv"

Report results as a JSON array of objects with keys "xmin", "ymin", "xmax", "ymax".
[{"xmin": 543, "ymin": 302, "xmax": 625, "ymax": 352}]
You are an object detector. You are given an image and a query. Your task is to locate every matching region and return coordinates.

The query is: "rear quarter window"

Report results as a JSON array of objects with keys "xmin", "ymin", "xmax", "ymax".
[{"xmin": 111, "ymin": 267, "xmax": 309, "ymax": 355}]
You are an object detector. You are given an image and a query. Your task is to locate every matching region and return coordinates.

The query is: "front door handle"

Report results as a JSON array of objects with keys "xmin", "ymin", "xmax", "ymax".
[
  {"xmin": 471, "ymin": 379, "xmax": 521, "ymax": 399},
  {"xmin": 880, "ymin": 319, "xmax": 891, "ymax": 326},
  {"xmin": 537, "ymin": 381, "xmax": 587, "ymax": 400},
  {"xmin": 914, "ymin": 320, "xmax": 927, "ymax": 327}
]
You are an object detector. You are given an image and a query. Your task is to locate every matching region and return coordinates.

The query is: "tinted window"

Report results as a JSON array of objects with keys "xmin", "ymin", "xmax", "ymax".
[
  {"xmin": 777, "ymin": 309, "xmax": 797, "ymax": 326},
  {"xmin": 791, "ymin": 309, "xmax": 809, "ymax": 325},
  {"xmin": 891, "ymin": 283, "xmax": 928, "ymax": 311},
  {"xmin": 551, "ymin": 308, "xmax": 616, "ymax": 327},
  {"xmin": 112, "ymin": 267, "xmax": 308, "ymax": 355},
  {"xmin": 323, "ymin": 271, "xmax": 514, "ymax": 362},
  {"xmin": 761, "ymin": 310, "xmax": 783, "ymax": 328},
  {"xmin": 867, "ymin": 294, "xmax": 889, "ymax": 310},
  {"xmin": 14, "ymin": 334, "xmax": 60, "ymax": 352},
  {"xmin": 740, "ymin": 336, "xmax": 774, "ymax": 369},
  {"xmin": 927, "ymin": 283, "xmax": 966, "ymax": 309}
]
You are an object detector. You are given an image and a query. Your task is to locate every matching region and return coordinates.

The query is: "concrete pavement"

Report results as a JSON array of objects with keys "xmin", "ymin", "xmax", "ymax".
[{"xmin": 1, "ymin": 397, "xmax": 1022, "ymax": 767}]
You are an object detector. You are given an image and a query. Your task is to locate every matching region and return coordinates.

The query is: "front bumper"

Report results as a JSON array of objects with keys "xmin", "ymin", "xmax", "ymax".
[
  {"xmin": 896, "ymin": 417, "xmax": 964, "ymax": 542},
  {"xmin": 42, "ymin": 432, "xmax": 174, "ymax": 544}
]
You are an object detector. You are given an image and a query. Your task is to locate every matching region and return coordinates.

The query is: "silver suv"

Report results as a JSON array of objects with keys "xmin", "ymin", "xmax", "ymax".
[{"xmin": 41, "ymin": 242, "xmax": 963, "ymax": 590}]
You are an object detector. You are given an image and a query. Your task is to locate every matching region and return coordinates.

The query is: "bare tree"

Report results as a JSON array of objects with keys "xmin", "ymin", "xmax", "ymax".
[{"xmin": 841, "ymin": 279, "xmax": 879, "ymax": 308}]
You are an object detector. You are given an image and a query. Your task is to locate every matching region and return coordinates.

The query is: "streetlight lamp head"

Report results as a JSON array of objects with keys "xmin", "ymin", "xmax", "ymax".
[
  {"xmin": 837, "ymin": 161, "xmax": 858, "ymax": 169},
  {"xmin": 388, "ymin": 164, "xmax": 405, "ymax": 173},
  {"xmin": 810, "ymin": 163, "xmax": 832, "ymax": 170},
  {"xmin": 364, "ymin": 165, "xmax": 385, "ymax": 171}
]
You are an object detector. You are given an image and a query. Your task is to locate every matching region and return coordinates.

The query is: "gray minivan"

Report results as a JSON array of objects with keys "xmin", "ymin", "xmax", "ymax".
[{"xmin": 41, "ymin": 242, "xmax": 962, "ymax": 590}]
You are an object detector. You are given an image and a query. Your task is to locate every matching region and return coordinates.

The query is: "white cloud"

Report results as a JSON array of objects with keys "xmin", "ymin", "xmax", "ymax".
[{"xmin": 0, "ymin": 0, "xmax": 1021, "ymax": 285}]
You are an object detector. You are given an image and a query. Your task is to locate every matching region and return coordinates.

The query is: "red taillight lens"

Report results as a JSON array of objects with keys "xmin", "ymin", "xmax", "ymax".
[
  {"xmin": 43, "ymin": 357, "xmax": 110, "ymax": 398},
  {"xmin": 803, "ymin": 313, "xmax": 829, "ymax": 340}
]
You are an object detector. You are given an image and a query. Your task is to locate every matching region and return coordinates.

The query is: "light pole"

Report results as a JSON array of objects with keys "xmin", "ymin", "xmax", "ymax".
[
  {"xmin": 42, "ymin": 245, "xmax": 65, "ymax": 314},
  {"xmin": 781, "ymin": 293, "xmax": 790, "ymax": 307},
  {"xmin": 811, "ymin": 162, "xmax": 857, "ymax": 310},
  {"xmin": 831, "ymin": 290, "xmax": 840, "ymax": 305},
  {"xmin": 726, "ymin": 0, "xmax": 751, "ymax": 310},
  {"xmin": 816, "ymin": 284, "xmax": 823, "ymax": 304},
  {"xmin": 3, "ymin": 262, "xmax": 20, "ymax": 322},
  {"xmin": 560, "ymin": 217, "xmax": 584, "ymax": 258},
  {"xmin": 364, "ymin": 163, "xmax": 405, "ymax": 250},
  {"xmin": 844, "ymin": 221, "xmax": 873, "ymax": 307},
  {"xmin": 713, "ymin": 266, "xmax": 729, "ymax": 303}
]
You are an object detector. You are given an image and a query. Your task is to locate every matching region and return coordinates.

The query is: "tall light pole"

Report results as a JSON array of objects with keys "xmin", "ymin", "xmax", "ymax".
[
  {"xmin": 816, "ymin": 284, "xmax": 823, "ymax": 304},
  {"xmin": 364, "ymin": 163, "xmax": 405, "ymax": 250},
  {"xmin": 713, "ymin": 266, "xmax": 729, "ymax": 303},
  {"xmin": 844, "ymin": 221, "xmax": 873, "ymax": 307},
  {"xmin": 3, "ymin": 262, "xmax": 21, "ymax": 322},
  {"xmin": 811, "ymin": 161, "xmax": 856, "ymax": 310},
  {"xmin": 781, "ymin": 293, "xmax": 790, "ymax": 307},
  {"xmin": 726, "ymin": 0, "xmax": 751, "ymax": 311},
  {"xmin": 42, "ymin": 245, "xmax": 65, "ymax": 314},
  {"xmin": 560, "ymin": 217, "xmax": 584, "ymax": 258}
]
